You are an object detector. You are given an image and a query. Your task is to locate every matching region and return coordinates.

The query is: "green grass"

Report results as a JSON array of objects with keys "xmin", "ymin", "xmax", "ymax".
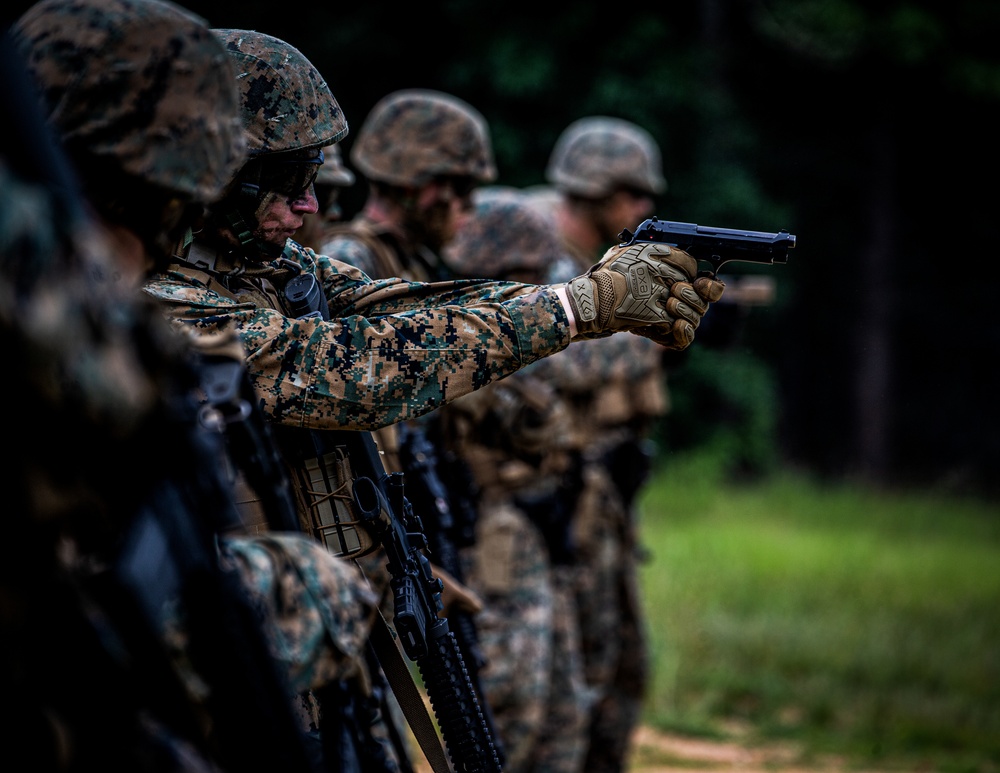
[{"xmin": 637, "ymin": 451, "xmax": 1000, "ymax": 772}]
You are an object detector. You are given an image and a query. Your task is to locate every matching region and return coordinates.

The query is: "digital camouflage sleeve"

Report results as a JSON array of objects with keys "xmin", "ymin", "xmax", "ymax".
[{"xmin": 145, "ymin": 239, "xmax": 571, "ymax": 429}]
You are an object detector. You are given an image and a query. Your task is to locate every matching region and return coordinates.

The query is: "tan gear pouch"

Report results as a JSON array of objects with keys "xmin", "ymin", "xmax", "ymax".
[
  {"xmin": 472, "ymin": 503, "xmax": 522, "ymax": 594},
  {"xmin": 630, "ymin": 368, "xmax": 669, "ymax": 418},
  {"xmin": 591, "ymin": 378, "xmax": 632, "ymax": 426},
  {"xmin": 292, "ymin": 445, "xmax": 380, "ymax": 558}
]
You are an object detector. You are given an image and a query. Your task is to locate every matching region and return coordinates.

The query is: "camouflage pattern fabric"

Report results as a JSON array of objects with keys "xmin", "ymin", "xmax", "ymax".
[
  {"xmin": 436, "ymin": 189, "xmax": 592, "ymax": 773},
  {"xmin": 146, "ymin": 237, "xmax": 571, "ymax": 430},
  {"xmin": 570, "ymin": 463, "xmax": 629, "ymax": 694},
  {"xmin": 443, "ymin": 186, "xmax": 566, "ymax": 282},
  {"xmin": 581, "ymin": 560, "xmax": 649, "ymax": 773},
  {"xmin": 214, "ymin": 28, "xmax": 348, "ymax": 155},
  {"xmin": 351, "ymin": 88, "xmax": 496, "ymax": 187},
  {"xmin": 219, "ymin": 533, "xmax": 379, "ymax": 693},
  {"xmin": 0, "ymin": 143, "xmax": 227, "ymax": 772},
  {"xmin": 12, "ymin": 0, "xmax": 245, "ymax": 204},
  {"xmin": 320, "ymin": 215, "xmax": 429, "ymax": 308},
  {"xmin": 464, "ymin": 500, "xmax": 554, "ymax": 773},
  {"xmin": 545, "ymin": 116, "xmax": 666, "ymax": 199},
  {"xmin": 529, "ymin": 206, "xmax": 664, "ymax": 773},
  {"xmin": 531, "ymin": 566, "xmax": 592, "ymax": 773}
]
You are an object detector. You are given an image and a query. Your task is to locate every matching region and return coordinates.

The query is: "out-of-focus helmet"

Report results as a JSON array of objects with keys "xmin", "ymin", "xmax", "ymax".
[
  {"xmin": 351, "ymin": 89, "xmax": 496, "ymax": 187},
  {"xmin": 546, "ymin": 116, "xmax": 666, "ymax": 198},
  {"xmin": 213, "ymin": 28, "xmax": 348, "ymax": 157},
  {"xmin": 444, "ymin": 186, "xmax": 568, "ymax": 283},
  {"xmin": 316, "ymin": 144, "xmax": 355, "ymax": 187},
  {"xmin": 521, "ymin": 184, "xmax": 561, "ymax": 224},
  {"xmin": 13, "ymin": 0, "xmax": 246, "ymax": 204}
]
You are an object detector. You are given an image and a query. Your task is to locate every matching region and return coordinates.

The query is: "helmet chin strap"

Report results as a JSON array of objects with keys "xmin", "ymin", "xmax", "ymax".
[{"xmin": 221, "ymin": 173, "xmax": 284, "ymax": 260}]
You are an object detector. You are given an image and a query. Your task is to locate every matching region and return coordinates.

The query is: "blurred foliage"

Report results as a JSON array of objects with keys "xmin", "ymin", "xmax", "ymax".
[{"xmin": 639, "ymin": 462, "xmax": 1000, "ymax": 770}]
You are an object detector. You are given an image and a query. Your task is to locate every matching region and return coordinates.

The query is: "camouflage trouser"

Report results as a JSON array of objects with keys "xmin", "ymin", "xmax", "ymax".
[
  {"xmin": 571, "ymin": 463, "xmax": 649, "ymax": 773},
  {"xmin": 581, "ymin": 539, "xmax": 648, "ymax": 773},
  {"xmin": 530, "ymin": 564, "xmax": 592, "ymax": 773},
  {"xmin": 467, "ymin": 500, "xmax": 555, "ymax": 773},
  {"xmin": 572, "ymin": 463, "xmax": 627, "ymax": 694}
]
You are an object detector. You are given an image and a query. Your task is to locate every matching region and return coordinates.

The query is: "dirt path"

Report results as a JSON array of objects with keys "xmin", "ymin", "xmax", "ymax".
[
  {"xmin": 412, "ymin": 725, "xmax": 919, "ymax": 773},
  {"xmin": 628, "ymin": 725, "xmax": 918, "ymax": 773}
]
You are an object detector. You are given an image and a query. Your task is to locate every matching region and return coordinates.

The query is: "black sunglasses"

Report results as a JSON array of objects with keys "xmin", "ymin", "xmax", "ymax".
[
  {"xmin": 258, "ymin": 160, "xmax": 322, "ymax": 198},
  {"xmin": 438, "ymin": 175, "xmax": 477, "ymax": 201}
]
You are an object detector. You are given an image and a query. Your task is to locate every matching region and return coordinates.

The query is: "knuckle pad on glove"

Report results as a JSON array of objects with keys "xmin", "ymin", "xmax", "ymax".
[
  {"xmin": 674, "ymin": 320, "xmax": 695, "ymax": 349},
  {"xmin": 643, "ymin": 244, "xmax": 697, "ymax": 277},
  {"xmin": 672, "ymin": 281, "xmax": 709, "ymax": 313},
  {"xmin": 665, "ymin": 297, "xmax": 703, "ymax": 327},
  {"xmin": 654, "ymin": 264, "xmax": 691, "ymax": 285}
]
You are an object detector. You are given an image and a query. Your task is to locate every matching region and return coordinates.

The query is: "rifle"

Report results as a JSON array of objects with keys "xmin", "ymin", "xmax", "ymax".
[
  {"xmin": 335, "ymin": 429, "xmax": 504, "ymax": 773},
  {"xmin": 617, "ymin": 217, "xmax": 796, "ymax": 276},
  {"xmin": 396, "ymin": 420, "xmax": 507, "ymax": 766},
  {"xmin": 202, "ymin": 349, "xmax": 416, "ymax": 773}
]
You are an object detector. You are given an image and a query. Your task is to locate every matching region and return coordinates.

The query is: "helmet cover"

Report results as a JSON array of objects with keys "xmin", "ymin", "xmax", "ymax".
[
  {"xmin": 546, "ymin": 116, "xmax": 666, "ymax": 198},
  {"xmin": 445, "ymin": 186, "xmax": 567, "ymax": 282},
  {"xmin": 13, "ymin": 0, "xmax": 246, "ymax": 203},
  {"xmin": 214, "ymin": 28, "xmax": 348, "ymax": 157},
  {"xmin": 351, "ymin": 88, "xmax": 496, "ymax": 187}
]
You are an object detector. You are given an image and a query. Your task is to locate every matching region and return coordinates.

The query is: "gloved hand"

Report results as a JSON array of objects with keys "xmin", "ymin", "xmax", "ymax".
[
  {"xmin": 630, "ymin": 274, "xmax": 726, "ymax": 350},
  {"xmin": 564, "ymin": 242, "xmax": 725, "ymax": 348}
]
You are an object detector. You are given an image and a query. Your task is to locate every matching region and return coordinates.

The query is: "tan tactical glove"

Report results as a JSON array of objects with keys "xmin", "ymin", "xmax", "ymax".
[
  {"xmin": 564, "ymin": 242, "xmax": 725, "ymax": 349},
  {"xmin": 630, "ymin": 274, "xmax": 726, "ymax": 350}
]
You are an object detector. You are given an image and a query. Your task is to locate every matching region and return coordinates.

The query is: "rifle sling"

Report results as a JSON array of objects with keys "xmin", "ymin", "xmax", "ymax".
[{"xmin": 370, "ymin": 610, "xmax": 451, "ymax": 773}]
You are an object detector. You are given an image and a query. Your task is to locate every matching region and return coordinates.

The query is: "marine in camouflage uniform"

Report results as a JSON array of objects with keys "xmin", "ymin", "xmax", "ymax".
[
  {"xmin": 442, "ymin": 187, "xmax": 593, "ymax": 773},
  {"xmin": 7, "ymin": 1, "xmax": 383, "ymax": 771},
  {"xmin": 527, "ymin": 116, "xmax": 688, "ymax": 773},
  {"xmin": 137, "ymin": 24, "xmax": 718, "ymax": 767}
]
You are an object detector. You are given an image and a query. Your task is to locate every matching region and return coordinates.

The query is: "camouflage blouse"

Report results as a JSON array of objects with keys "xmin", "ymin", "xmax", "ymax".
[{"xmin": 144, "ymin": 238, "xmax": 571, "ymax": 429}]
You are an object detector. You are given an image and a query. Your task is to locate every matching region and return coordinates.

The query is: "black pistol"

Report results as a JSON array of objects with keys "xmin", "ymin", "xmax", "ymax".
[{"xmin": 618, "ymin": 217, "xmax": 796, "ymax": 276}]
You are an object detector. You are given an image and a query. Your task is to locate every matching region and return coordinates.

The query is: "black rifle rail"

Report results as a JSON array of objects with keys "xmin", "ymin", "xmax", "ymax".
[{"xmin": 339, "ymin": 430, "xmax": 504, "ymax": 773}]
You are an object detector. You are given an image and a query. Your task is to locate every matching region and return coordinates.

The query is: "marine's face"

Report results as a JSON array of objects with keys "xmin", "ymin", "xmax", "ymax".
[
  {"xmin": 405, "ymin": 175, "xmax": 477, "ymax": 252},
  {"xmin": 600, "ymin": 187, "xmax": 656, "ymax": 243},
  {"xmin": 253, "ymin": 186, "xmax": 320, "ymax": 250}
]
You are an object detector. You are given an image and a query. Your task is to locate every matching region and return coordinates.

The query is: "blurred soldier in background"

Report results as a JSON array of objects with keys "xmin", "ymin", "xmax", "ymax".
[
  {"xmin": 294, "ymin": 142, "xmax": 355, "ymax": 250},
  {"xmin": 441, "ymin": 186, "xmax": 592, "ymax": 773},
  {"xmin": 527, "ymin": 115, "xmax": 678, "ymax": 773},
  {"xmin": 5, "ymin": 1, "xmax": 380, "ymax": 770}
]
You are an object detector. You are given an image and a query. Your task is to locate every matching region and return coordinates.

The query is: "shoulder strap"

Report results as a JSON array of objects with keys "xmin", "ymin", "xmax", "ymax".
[
  {"xmin": 369, "ymin": 611, "xmax": 452, "ymax": 773},
  {"xmin": 325, "ymin": 219, "xmax": 406, "ymax": 280}
]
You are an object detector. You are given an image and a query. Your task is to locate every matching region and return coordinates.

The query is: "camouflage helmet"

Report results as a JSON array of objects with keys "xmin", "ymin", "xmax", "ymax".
[
  {"xmin": 444, "ymin": 186, "xmax": 567, "ymax": 282},
  {"xmin": 214, "ymin": 29, "xmax": 348, "ymax": 157},
  {"xmin": 317, "ymin": 144, "xmax": 355, "ymax": 187},
  {"xmin": 351, "ymin": 89, "xmax": 497, "ymax": 187},
  {"xmin": 12, "ymin": 0, "xmax": 246, "ymax": 204},
  {"xmin": 546, "ymin": 116, "xmax": 666, "ymax": 198}
]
